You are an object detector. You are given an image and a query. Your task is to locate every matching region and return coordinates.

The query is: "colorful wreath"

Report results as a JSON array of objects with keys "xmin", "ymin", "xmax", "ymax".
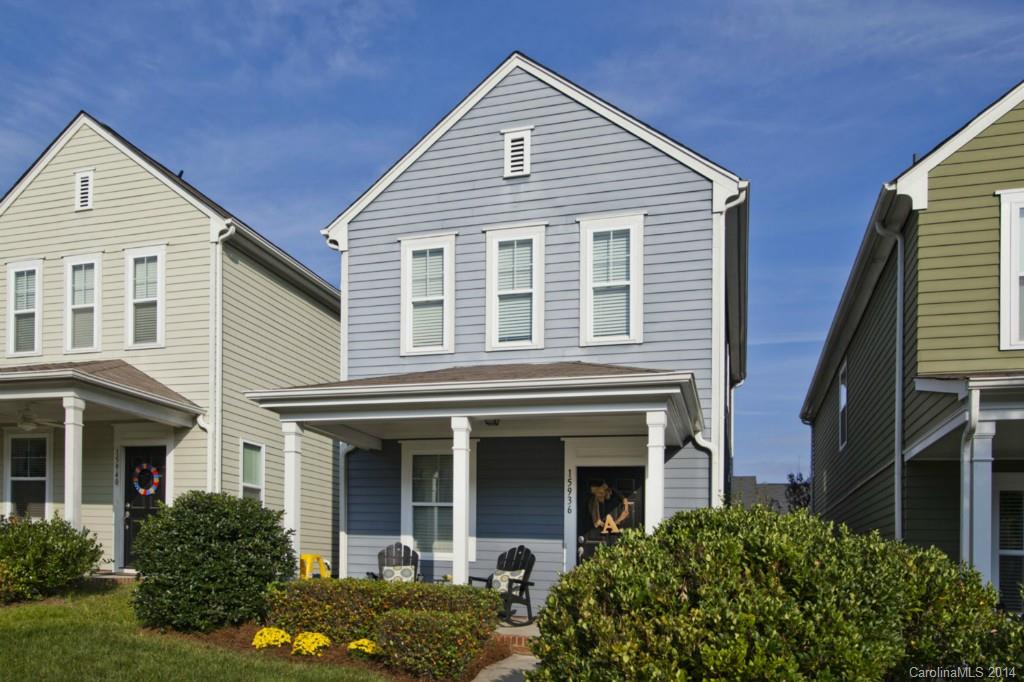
[{"xmin": 132, "ymin": 462, "xmax": 162, "ymax": 497}]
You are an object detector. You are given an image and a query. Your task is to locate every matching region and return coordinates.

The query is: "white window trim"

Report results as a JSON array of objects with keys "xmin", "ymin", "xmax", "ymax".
[
  {"xmin": 992, "ymin": 472, "xmax": 1024, "ymax": 609},
  {"xmin": 74, "ymin": 168, "xmax": 94, "ymax": 211},
  {"xmin": 838, "ymin": 358, "xmax": 849, "ymax": 452},
  {"xmin": 998, "ymin": 188, "xmax": 1024, "ymax": 350},
  {"xmin": 2, "ymin": 429, "xmax": 53, "ymax": 520},
  {"xmin": 124, "ymin": 244, "xmax": 166, "ymax": 349},
  {"xmin": 400, "ymin": 234, "xmax": 455, "ymax": 356},
  {"xmin": 64, "ymin": 254, "xmax": 102, "ymax": 354},
  {"xmin": 578, "ymin": 213, "xmax": 644, "ymax": 346},
  {"xmin": 6, "ymin": 259, "xmax": 43, "ymax": 358},
  {"xmin": 400, "ymin": 439, "xmax": 476, "ymax": 562},
  {"xmin": 485, "ymin": 223, "xmax": 545, "ymax": 351},
  {"xmin": 502, "ymin": 126, "xmax": 533, "ymax": 178},
  {"xmin": 238, "ymin": 439, "xmax": 266, "ymax": 504}
]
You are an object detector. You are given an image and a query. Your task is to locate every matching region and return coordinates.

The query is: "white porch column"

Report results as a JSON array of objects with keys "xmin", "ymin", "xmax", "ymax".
[
  {"xmin": 451, "ymin": 416, "xmax": 472, "ymax": 584},
  {"xmin": 282, "ymin": 421, "xmax": 303, "ymax": 559},
  {"xmin": 645, "ymin": 410, "xmax": 667, "ymax": 534},
  {"xmin": 970, "ymin": 421, "xmax": 997, "ymax": 584},
  {"xmin": 63, "ymin": 396, "xmax": 85, "ymax": 528}
]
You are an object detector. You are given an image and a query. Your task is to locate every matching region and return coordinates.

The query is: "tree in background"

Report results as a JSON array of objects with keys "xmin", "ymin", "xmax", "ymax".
[{"xmin": 786, "ymin": 472, "xmax": 811, "ymax": 512}]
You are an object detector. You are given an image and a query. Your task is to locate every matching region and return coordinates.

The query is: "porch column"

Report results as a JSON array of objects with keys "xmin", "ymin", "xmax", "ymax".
[
  {"xmin": 63, "ymin": 396, "xmax": 85, "ymax": 529},
  {"xmin": 645, "ymin": 410, "xmax": 667, "ymax": 534},
  {"xmin": 283, "ymin": 421, "xmax": 303, "ymax": 559},
  {"xmin": 971, "ymin": 420, "xmax": 997, "ymax": 584},
  {"xmin": 451, "ymin": 416, "xmax": 472, "ymax": 585}
]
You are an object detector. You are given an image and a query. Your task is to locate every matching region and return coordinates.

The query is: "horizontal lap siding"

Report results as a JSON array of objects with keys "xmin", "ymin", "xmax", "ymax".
[
  {"xmin": 904, "ymin": 460, "xmax": 959, "ymax": 560},
  {"xmin": 918, "ymin": 100, "xmax": 1024, "ymax": 374},
  {"xmin": 665, "ymin": 444, "xmax": 710, "ymax": 511},
  {"xmin": 220, "ymin": 245, "xmax": 340, "ymax": 563},
  {"xmin": 346, "ymin": 442, "xmax": 402, "ymax": 579},
  {"xmin": 346, "ymin": 67, "xmax": 715, "ymax": 441}
]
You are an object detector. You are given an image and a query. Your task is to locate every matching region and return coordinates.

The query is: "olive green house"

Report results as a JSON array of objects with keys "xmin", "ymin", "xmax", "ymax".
[{"xmin": 802, "ymin": 79, "xmax": 1024, "ymax": 610}]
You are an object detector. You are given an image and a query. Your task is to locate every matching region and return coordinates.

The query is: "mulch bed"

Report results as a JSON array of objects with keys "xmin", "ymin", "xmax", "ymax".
[{"xmin": 152, "ymin": 621, "xmax": 512, "ymax": 681}]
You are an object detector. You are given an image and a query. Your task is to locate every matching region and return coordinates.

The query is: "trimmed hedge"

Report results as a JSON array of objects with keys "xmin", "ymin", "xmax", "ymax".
[
  {"xmin": 0, "ymin": 516, "xmax": 103, "ymax": 603},
  {"xmin": 531, "ymin": 506, "xmax": 1024, "ymax": 681},
  {"xmin": 374, "ymin": 609, "xmax": 487, "ymax": 680},
  {"xmin": 132, "ymin": 492, "xmax": 294, "ymax": 632},
  {"xmin": 267, "ymin": 578, "xmax": 501, "ymax": 644}
]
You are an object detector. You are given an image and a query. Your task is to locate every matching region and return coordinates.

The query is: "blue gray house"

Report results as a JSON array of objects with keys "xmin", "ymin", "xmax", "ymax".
[{"xmin": 249, "ymin": 52, "xmax": 750, "ymax": 605}]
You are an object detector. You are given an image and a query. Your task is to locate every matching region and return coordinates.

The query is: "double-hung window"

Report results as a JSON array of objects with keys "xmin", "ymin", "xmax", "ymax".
[
  {"xmin": 579, "ymin": 213, "xmax": 644, "ymax": 345},
  {"xmin": 65, "ymin": 255, "xmax": 100, "ymax": 352},
  {"xmin": 125, "ymin": 245, "xmax": 165, "ymax": 348},
  {"xmin": 400, "ymin": 234, "xmax": 454, "ymax": 355},
  {"xmin": 838, "ymin": 359, "xmax": 849, "ymax": 451},
  {"xmin": 401, "ymin": 441, "xmax": 476, "ymax": 560},
  {"xmin": 998, "ymin": 189, "xmax": 1024, "ymax": 349},
  {"xmin": 485, "ymin": 224, "xmax": 544, "ymax": 350},
  {"xmin": 6, "ymin": 435, "xmax": 49, "ymax": 519},
  {"xmin": 7, "ymin": 260, "xmax": 42, "ymax": 356},
  {"xmin": 240, "ymin": 441, "xmax": 264, "ymax": 503}
]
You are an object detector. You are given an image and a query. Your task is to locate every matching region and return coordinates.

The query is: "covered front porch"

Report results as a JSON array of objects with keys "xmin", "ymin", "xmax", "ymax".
[
  {"xmin": 0, "ymin": 361, "xmax": 202, "ymax": 569},
  {"xmin": 249, "ymin": 362, "xmax": 710, "ymax": 604}
]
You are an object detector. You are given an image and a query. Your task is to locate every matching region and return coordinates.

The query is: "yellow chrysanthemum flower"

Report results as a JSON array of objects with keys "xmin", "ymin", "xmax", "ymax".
[
  {"xmin": 292, "ymin": 631, "xmax": 332, "ymax": 657},
  {"xmin": 251, "ymin": 627, "xmax": 291, "ymax": 650},
  {"xmin": 346, "ymin": 638, "xmax": 379, "ymax": 656}
]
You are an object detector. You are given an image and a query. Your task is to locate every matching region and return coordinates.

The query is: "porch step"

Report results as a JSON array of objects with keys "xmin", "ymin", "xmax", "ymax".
[
  {"xmin": 495, "ymin": 621, "xmax": 538, "ymax": 655},
  {"xmin": 89, "ymin": 571, "xmax": 138, "ymax": 585}
]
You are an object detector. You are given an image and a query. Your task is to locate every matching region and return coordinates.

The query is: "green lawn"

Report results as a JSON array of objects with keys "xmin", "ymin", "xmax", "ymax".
[{"xmin": 0, "ymin": 584, "xmax": 386, "ymax": 682}]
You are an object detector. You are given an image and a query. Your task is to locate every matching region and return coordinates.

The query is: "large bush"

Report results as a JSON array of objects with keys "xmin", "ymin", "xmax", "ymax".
[
  {"xmin": 267, "ymin": 578, "xmax": 501, "ymax": 644},
  {"xmin": 374, "ymin": 608, "xmax": 489, "ymax": 680},
  {"xmin": 132, "ymin": 491, "xmax": 294, "ymax": 631},
  {"xmin": 0, "ymin": 516, "xmax": 103, "ymax": 603},
  {"xmin": 531, "ymin": 506, "xmax": 1024, "ymax": 681}
]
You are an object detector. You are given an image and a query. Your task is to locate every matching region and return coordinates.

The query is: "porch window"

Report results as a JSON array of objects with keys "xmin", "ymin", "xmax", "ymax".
[
  {"xmin": 125, "ymin": 245, "xmax": 164, "ymax": 348},
  {"xmin": 241, "ymin": 441, "xmax": 264, "ymax": 503},
  {"xmin": 7, "ymin": 261, "xmax": 42, "ymax": 356},
  {"xmin": 66, "ymin": 257, "xmax": 100, "ymax": 351},
  {"xmin": 9, "ymin": 437, "xmax": 46, "ymax": 519},
  {"xmin": 400, "ymin": 234, "xmax": 454, "ymax": 355},
  {"xmin": 579, "ymin": 214, "xmax": 644, "ymax": 345},
  {"xmin": 485, "ymin": 224, "xmax": 545, "ymax": 350},
  {"xmin": 999, "ymin": 490, "xmax": 1023, "ymax": 611},
  {"xmin": 998, "ymin": 188, "xmax": 1024, "ymax": 349},
  {"xmin": 838, "ymin": 359, "xmax": 848, "ymax": 451},
  {"xmin": 411, "ymin": 454, "xmax": 453, "ymax": 554}
]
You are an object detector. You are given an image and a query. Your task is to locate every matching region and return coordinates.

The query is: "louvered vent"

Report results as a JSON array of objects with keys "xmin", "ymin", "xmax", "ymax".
[
  {"xmin": 75, "ymin": 170, "xmax": 93, "ymax": 210},
  {"xmin": 502, "ymin": 127, "xmax": 532, "ymax": 177}
]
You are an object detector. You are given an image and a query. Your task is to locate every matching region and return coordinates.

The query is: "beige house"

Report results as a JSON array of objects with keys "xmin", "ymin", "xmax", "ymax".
[
  {"xmin": 803, "ymin": 80, "xmax": 1024, "ymax": 609},
  {"xmin": 0, "ymin": 112, "xmax": 340, "ymax": 571}
]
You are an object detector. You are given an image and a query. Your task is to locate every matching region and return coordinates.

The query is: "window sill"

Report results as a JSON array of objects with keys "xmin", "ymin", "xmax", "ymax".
[
  {"xmin": 400, "ymin": 347, "xmax": 453, "ymax": 357},
  {"xmin": 64, "ymin": 346, "xmax": 102, "ymax": 355},
  {"xmin": 5, "ymin": 350, "xmax": 42, "ymax": 359},
  {"xmin": 580, "ymin": 336, "xmax": 643, "ymax": 347},
  {"xmin": 485, "ymin": 340, "xmax": 544, "ymax": 352},
  {"xmin": 125, "ymin": 342, "xmax": 165, "ymax": 351}
]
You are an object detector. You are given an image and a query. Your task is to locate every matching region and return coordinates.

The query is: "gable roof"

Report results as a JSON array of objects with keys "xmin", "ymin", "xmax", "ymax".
[
  {"xmin": 801, "ymin": 78, "xmax": 1024, "ymax": 422},
  {"xmin": 322, "ymin": 51, "xmax": 744, "ymax": 248},
  {"xmin": 0, "ymin": 111, "xmax": 339, "ymax": 310}
]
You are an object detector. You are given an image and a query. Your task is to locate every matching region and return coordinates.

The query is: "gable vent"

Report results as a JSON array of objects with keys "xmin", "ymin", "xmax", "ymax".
[
  {"xmin": 74, "ymin": 169, "xmax": 94, "ymax": 211},
  {"xmin": 502, "ymin": 126, "xmax": 533, "ymax": 178}
]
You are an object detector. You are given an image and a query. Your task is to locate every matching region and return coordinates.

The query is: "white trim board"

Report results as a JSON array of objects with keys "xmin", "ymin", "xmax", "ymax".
[
  {"xmin": 2, "ymin": 428, "xmax": 53, "ymax": 520},
  {"xmin": 323, "ymin": 52, "xmax": 743, "ymax": 247},
  {"xmin": 485, "ymin": 223, "xmax": 545, "ymax": 351}
]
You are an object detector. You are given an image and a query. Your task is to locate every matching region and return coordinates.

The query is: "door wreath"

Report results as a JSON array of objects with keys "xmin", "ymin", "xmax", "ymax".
[{"xmin": 132, "ymin": 463, "xmax": 162, "ymax": 496}]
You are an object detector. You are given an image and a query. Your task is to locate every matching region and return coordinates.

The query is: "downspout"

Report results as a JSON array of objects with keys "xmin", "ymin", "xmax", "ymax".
[
  {"xmin": 874, "ymin": 219, "xmax": 904, "ymax": 539},
  {"xmin": 210, "ymin": 219, "xmax": 237, "ymax": 494},
  {"xmin": 960, "ymin": 388, "xmax": 980, "ymax": 562}
]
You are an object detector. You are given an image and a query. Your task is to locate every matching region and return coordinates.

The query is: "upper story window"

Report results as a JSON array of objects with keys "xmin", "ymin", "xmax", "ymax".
[
  {"xmin": 6, "ymin": 260, "xmax": 42, "ymax": 357},
  {"xmin": 485, "ymin": 224, "xmax": 545, "ymax": 350},
  {"xmin": 65, "ymin": 255, "xmax": 100, "ymax": 352},
  {"xmin": 998, "ymin": 188, "xmax": 1024, "ymax": 350},
  {"xmin": 839, "ymin": 359, "xmax": 849, "ymax": 451},
  {"xmin": 502, "ymin": 126, "xmax": 532, "ymax": 178},
  {"xmin": 579, "ymin": 213, "xmax": 644, "ymax": 346},
  {"xmin": 125, "ymin": 245, "xmax": 165, "ymax": 349},
  {"xmin": 400, "ymin": 234, "xmax": 455, "ymax": 355},
  {"xmin": 240, "ymin": 440, "xmax": 265, "ymax": 503},
  {"xmin": 74, "ymin": 169, "xmax": 93, "ymax": 211}
]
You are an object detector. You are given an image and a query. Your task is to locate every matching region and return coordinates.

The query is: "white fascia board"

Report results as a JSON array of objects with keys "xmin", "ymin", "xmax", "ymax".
[
  {"xmin": 967, "ymin": 375, "xmax": 1024, "ymax": 390},
  {"xmin": 895, "ymin": 80, "xmax": 1024, "ymax": 211},
  {"xmin": 323, "ymin": 53, "xmax": 742, "ymax": 244},
  {"xmin": 914, "ymin": 377, "xmax": 968, "ymax": 399},
  {"xmin": 0, "ymin": 369, "xmax": 202, "ymax": 416}
]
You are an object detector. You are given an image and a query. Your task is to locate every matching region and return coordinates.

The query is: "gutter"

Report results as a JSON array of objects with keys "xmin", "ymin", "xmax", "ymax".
[
  {"xmin": 209, "ymin": 219, "xmax": 237, "ymax": 493},
  {"xmin": 0, "ymin": 370, "xmax": 203, "ymax": 415},
  {"xmin": 874, "ymin": 216, "xmax": 905, "ymax": 540}
]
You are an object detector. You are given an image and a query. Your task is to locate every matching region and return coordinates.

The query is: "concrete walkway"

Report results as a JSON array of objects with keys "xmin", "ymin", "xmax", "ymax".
[{"xmin": 472, "ymin": 654, "xmax": 540, "ymax": 681}]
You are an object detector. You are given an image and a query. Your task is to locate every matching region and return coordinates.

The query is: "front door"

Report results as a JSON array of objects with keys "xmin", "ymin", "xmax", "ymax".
[
  {"xmin": 576, "ymin": 466, "xmax": 644, "ymax": 563},
  {"xmin": 123, "ymin": 445, "xmax": 166, "ymax": 566}
]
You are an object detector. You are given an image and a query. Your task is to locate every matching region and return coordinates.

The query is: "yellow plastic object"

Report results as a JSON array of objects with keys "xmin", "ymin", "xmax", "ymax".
[{"xmin": 299, "ymin": 554, "xmax": 329, "ymax": 580}]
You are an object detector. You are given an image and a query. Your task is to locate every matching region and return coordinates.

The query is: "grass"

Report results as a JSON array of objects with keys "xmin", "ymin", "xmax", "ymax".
[{"xmin": 0, "ymin": 583, "xmax": 386, "ymax": 681}]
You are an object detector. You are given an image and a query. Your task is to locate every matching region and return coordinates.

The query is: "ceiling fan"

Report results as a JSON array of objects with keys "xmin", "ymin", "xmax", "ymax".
[{"xmin": 15, "ymin": 403, "xmax": 65, "ymax": 431}]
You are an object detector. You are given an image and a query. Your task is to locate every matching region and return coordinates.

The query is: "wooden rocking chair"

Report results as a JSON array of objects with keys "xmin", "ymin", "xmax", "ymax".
[
  {"xmin": 469, "ymin": 545, "xmax": 536, "ymax": 623},
  {"xmin": 366, "ymin": 542, "xmax": 420, "ymax": 582}
]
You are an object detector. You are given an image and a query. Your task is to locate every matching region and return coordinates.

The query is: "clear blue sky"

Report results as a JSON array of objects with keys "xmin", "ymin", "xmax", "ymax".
[{"xmin": 2, "ymin": 1, "xmax": 1023, "ymax": 481}]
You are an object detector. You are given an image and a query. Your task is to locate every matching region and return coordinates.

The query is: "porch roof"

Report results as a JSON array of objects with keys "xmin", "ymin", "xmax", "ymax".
[{"xmin": 247, "ymin": 361, "xmax": 705, "ymax": 451}]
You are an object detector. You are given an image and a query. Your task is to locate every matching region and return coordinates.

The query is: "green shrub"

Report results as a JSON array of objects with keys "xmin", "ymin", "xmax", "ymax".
[
  {"xmin": 0, "ymin": 516, "xmax": 103, "ymax": 603},
  {"xmin": 132, "ymin": 491, "xmax": 294, "ymax": 632},
  {"xmin": 267, "ymin": 577, "xmax": 501, "ymax": 644},
  {"xmin": 531, "ymin": 506, "xmax": 1024, "ymax": 681},
  {"xmin": 374, "ymin": 608, "xmax": 488, "ymax": 680}
]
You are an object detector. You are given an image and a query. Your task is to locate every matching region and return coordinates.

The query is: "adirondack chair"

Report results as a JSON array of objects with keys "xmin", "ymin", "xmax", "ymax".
[
  {"xmin": 366, "ymin": 542, "xmax": 420, "ymax": 582},
  {"xmin": 469, "ymin": 545, "xmax": 536, "ymax": 623}
]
